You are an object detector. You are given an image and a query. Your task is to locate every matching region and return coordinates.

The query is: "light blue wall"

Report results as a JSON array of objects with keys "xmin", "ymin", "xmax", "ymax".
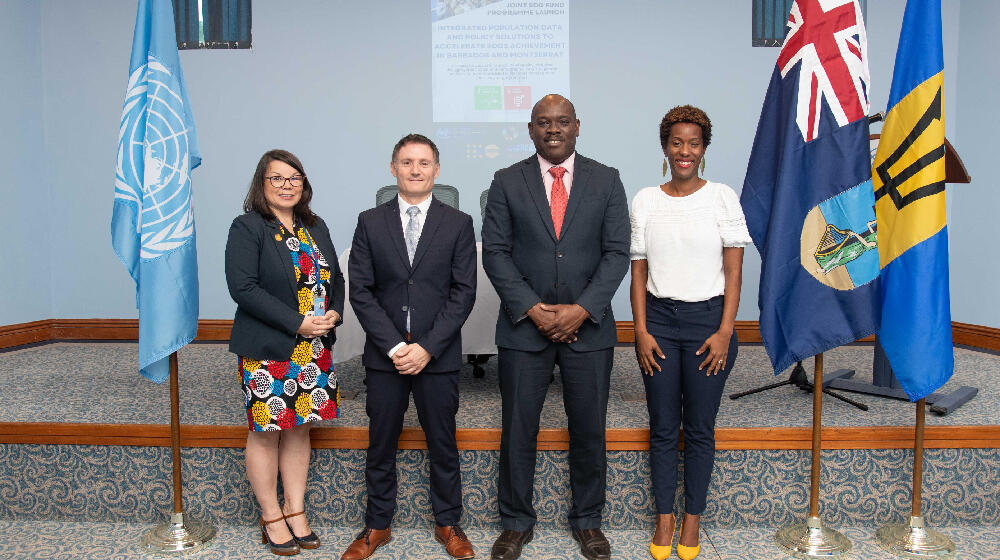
[
  {"xmin": 3, "ymin": 0, "xmax": 992, "ymax": 328},
  {"xmin": 0, "ymin": 1, "xmax": 50, "ymax": 324},
  {"xmin": 952, "ymin": 0, "xmax": 1000, "ymax": 328}
]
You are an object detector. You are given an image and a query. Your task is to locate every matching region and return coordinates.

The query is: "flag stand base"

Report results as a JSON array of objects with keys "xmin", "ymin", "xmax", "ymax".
[
  {"xmin": 876, "ymin": 516, "xmax": 955, "ymax": 559},
  {"xmin": 729, "ymin": 361, "xmax": 867, "ymax": 411},
  {"xmin": 827, "ymin": 339, "xmax": 977, "ymax": 415},
  {"xmin": 141, "ymin": 511, "xmax": 216, "ymax": 556},
  {"xmin": 775, "ymin": 516, "xmax": 852, "ymax": 558}
]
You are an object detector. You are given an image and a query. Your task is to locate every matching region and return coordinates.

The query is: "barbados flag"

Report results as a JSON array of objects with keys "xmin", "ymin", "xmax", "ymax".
[
  {"xmin": 874, "ymin": 0, "xmax": 952, "ymax": 401},
  {"xmin": 742, "ymin": 0, "xmax": 880, "ymax": 374},
  {"xmin": 112, "ymin": 0, "xmax": 201, "ymax": 383}
]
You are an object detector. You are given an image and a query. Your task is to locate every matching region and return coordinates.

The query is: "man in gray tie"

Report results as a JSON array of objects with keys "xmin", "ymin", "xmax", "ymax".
[{"xmin": 345, "ymin": 134, "xmax": 478, "ymax": 560}]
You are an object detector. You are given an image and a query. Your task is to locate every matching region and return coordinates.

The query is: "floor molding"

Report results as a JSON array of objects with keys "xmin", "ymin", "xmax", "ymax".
[
  {"xmin": 4, "ymin": 319, "xmax": 999, "ymax": 352},
  {"xmin": 0, "ymin": 320, "xmax": 52, "ymax": 348},
  {"xmin": 952, "ymin": 321, "xmax": 1000, "ymax": 351},
  {"xmin": 1, "ymin": 422, "xmax": 997, "ymax": 451}
]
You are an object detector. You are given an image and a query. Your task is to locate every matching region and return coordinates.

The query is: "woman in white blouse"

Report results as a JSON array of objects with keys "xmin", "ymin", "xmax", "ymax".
[{"xmin": 630, "ymin": 105, "xmax": 751, "ymax": 560}]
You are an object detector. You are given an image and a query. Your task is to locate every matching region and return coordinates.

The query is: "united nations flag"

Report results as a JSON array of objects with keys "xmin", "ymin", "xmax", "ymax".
[
  {"xmin": 112, "ymin": 0, "xmax": 201, "ymax": 383},
  {"xmin": 874, "ymin": 0, "xmax": 953, "ymax": 401}
]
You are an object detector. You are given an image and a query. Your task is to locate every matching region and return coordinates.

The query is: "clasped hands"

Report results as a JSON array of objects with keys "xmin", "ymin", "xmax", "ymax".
[
  {"xmin": 527, "ymin": 302, "xmax": 589, "ymax": 343},
  {"xmin": 392, "ymin": 343, "xmax": 431, "ymax": 375},
  {"xmin": 296, "ymin": 310, "xmax": 340, "ymax": 338}
]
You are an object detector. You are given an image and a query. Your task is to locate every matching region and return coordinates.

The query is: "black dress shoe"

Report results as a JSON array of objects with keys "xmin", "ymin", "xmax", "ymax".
[
  {"xmin": 572, "ymin": 528, "xmax": 611, "ymax": 560},
  {"xmin": 490, "ymin": 529, "xmax": 533, "ymax": 560},
  {"xmin": 283, "ymin": 511, "xmax": 320, "ymax": 549}
]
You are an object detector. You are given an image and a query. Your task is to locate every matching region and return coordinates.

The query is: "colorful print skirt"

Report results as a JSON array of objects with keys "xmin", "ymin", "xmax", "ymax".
[{"xmin": 240, "ymin": 337, "xmax": 338, "ymax": 431}]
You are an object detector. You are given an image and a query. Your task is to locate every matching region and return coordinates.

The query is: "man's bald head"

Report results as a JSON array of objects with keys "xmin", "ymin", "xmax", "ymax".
[{"xmin": 531, "ymin": 94, "xmax": 577, "ymax": 121}]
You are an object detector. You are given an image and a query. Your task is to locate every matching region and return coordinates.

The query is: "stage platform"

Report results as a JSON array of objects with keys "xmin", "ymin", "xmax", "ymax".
[
  {"xmin": 1, "ymin": 341, "xmax": 998, "ymax": 555},
  {"xmin": 1, "ymin": 342, "xmax": 997, "ymax": 438}
]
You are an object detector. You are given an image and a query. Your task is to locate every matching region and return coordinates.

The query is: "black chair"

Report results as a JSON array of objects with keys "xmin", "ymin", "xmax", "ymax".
[
  {"xmin": 376, "ymin": 184, "xmax": 460, "ymax": 210},
  {"xmin": 479, "ymin": 188, "xmax": 489, "ymax": 221},
  {"xmin": 463, "ymin": 188, "xmax": 495, "ymax": 379}
]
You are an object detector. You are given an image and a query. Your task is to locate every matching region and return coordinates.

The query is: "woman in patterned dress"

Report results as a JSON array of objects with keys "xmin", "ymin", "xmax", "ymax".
[{"xmin": 225, "ymin": 149, "xmax": 345, "ymax": 555}]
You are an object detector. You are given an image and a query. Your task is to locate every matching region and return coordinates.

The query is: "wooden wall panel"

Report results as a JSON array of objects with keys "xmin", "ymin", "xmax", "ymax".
[
  {"xmin": 2, "ymin": 422, "xmax": 998, "ymax": 451},
  {"xmin": 2, "ymin": 319, "xmax": 996, "ymax": 351}
]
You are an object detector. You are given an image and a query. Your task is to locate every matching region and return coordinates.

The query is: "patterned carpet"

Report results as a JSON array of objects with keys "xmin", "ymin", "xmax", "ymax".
[
  {"xmin": 0, "ymin": 342, "xmax": 995, "ymax": 428},
  {"xmin": 0, "ymin": 521, "xmax": 998, "ymax": 560},
  {"xmin": 2, "ymin": 444, "xmax": 999, "ymax": 529}
]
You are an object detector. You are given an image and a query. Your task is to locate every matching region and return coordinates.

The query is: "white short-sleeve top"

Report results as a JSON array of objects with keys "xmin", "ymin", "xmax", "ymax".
[{"xmin": 630, "ymin": 181, "xmax": 752, "ymax": 302}]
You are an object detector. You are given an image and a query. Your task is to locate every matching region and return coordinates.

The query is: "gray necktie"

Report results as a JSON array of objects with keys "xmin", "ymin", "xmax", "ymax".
[
  {"xmin": 404, "ymin": 206, "xmax": 420, "ymax": 333},
  {"xmin": 405, "ymin": 206, "xmax": 420, "ymax": 264}
]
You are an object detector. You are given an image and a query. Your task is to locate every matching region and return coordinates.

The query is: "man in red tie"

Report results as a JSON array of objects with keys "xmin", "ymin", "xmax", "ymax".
[{"xmin": 482, "ymin": 94, "xmax": 630, "ymax": 560}]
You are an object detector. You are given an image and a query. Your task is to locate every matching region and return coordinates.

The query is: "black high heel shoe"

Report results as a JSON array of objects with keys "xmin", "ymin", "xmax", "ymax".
[
  {"xmin": 260, "ymin": 515, "xmax": 300, "ymax": 556},
  {"xmin": 283, "ymin": 511, "xmax": 321, "ymax": 549}
]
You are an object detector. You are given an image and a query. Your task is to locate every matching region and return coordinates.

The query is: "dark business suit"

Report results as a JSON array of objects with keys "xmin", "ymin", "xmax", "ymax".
[
  {"xmin": 482, "ymin": 154, "xmax": 630, "ymax": 531},
  {"xmin": 226, "ymin": 211, "xmax": 344, "ymax": 360},
  {"xmin": 349, "ymin": 196, "xmax": 477, "ymax": 529}
]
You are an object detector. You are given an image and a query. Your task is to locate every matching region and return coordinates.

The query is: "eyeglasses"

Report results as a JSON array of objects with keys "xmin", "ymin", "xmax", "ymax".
[{"xmin": 266, "ymin": 175, "xmax": 305, "ymax": 189}]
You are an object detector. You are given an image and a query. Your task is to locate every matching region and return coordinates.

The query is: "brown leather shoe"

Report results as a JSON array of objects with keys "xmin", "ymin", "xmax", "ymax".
[
  {"xmin": 572, "ymin": 528, "xmax": 611, "ymax": 560},
  {"xmin": 490, "ymin": 529, "xmax": 533, "ymax": 560},
  {"xmin": 435, "ymin": 525, "xmax": 475, "ymax": 559},
  {"xmin": 340, "ymin": 527, "xmax": 391, "ymax": 560}
]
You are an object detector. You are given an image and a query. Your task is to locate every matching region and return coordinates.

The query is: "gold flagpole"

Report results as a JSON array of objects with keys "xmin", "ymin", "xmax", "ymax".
[
  {"xmin": 141, "ymin": 352, "xmax": 216, "ymax": 554},
  {"xmin": 876, "ymin": 399, "xmax": 955, "ymax": 558},
  {"xmin": 775, "ymin": 353, "xmax": 852, "ymax": 558}
]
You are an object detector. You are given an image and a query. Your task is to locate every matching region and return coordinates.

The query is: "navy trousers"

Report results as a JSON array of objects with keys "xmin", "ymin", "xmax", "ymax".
[
  {"xmin": 497, "ymin": 344, "xmax": 613, "ymax": 531},
  {"xmin": 642, "ymin": 295, "xmax": 736, "ymax": 515},
  {"xmin": 364, "ymin": 368, "xmax": 461, "ymax": 529}
]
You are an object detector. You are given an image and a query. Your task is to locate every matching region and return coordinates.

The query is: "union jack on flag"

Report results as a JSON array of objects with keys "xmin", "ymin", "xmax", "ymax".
[
  {"xmin": 777, "ymin": 0, "xmax": 869, "ymax": 142},
  {"xmin": 741, "ymin": 0, "xmax": 880, "ymax": 374}
]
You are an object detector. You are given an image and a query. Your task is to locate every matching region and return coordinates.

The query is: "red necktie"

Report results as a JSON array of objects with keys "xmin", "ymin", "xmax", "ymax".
[{"xmin": 549, "ymin": 166, "xmax": 568, "ymax": 239}]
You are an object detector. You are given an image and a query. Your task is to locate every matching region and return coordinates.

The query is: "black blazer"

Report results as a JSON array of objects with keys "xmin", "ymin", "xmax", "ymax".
[
  {"xmin": 482, "ymin": 154, "xmax": 630, "ymax": 352},
  {"xmin": 225, "ymin": 211, "xmax": 345, "ymax": 360},
  {"xmin": 349, "ymin": 197, "xmax": 477, "ymax": 373}
]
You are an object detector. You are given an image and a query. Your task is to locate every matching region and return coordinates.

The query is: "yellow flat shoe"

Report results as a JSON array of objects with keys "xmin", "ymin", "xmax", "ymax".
[{"xmin": 649, "ymin": 541, "xmax": 672, "ymax": 560}]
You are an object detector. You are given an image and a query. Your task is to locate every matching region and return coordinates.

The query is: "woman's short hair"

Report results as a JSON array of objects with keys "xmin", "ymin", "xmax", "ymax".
[
  {"xmin": 659, "ymin": 105, "xmax": 712, "ymax": 150},
  {"xmin": 244, "ymin": 149, "xmax": 318, "ymax": 226}
]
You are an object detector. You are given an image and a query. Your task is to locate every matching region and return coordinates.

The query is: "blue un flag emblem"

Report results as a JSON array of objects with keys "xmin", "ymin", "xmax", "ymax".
[{"xmin": 115, "ymin": 57, "xmax": 196, "ymax": 260}]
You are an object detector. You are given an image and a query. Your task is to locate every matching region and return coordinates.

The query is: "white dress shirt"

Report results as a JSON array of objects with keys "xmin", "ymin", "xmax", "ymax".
[{"xmin": 397, "ymin": 193, "xmax": 433, "ymax": 237}]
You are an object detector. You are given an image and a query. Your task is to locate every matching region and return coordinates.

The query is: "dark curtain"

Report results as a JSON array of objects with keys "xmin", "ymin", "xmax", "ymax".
[
  {"xmin": 753, "ymin": 0, "xmax": 867, "ymax": 48},
  {"xmin": 173, "ymin": 0, "xmax": 251, "ymax": 50}
]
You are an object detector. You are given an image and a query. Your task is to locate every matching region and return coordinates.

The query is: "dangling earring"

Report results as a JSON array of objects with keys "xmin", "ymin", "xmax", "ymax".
[
  {"xmin": 662, "ymin": 158, "xmax": 669, "ymax": 177},
  {"xmin": 699, "ymin": 156, "xmax": 706, "ymax": 174}
]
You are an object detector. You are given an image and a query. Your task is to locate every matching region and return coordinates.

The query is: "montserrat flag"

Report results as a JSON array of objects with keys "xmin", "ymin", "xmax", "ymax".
[
  {"xmin": 741, "ymin": 0, "xmax": 880, "ymax": 374},
  {"xmin": 874, "ymin": 0, "xmax": 953, "ymax": 401}
]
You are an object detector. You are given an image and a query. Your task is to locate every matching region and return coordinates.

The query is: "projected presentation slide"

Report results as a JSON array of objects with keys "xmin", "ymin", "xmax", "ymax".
[{"xmin": 431, "ymin": 0, "xmax": 570, "ymax": 123}]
